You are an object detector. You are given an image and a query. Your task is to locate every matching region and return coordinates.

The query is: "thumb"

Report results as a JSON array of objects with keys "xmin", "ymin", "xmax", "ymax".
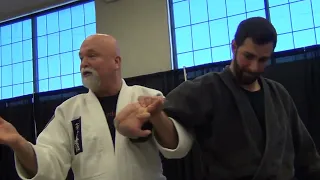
[{"xmin": 135, "ymin": 129, "xmax": 152, "ymax": 137}]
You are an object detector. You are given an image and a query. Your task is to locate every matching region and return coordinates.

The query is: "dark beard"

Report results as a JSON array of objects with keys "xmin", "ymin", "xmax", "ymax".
[{"xmin": 233, "ymin": 57, "xmax": 261, "ymax": 85}]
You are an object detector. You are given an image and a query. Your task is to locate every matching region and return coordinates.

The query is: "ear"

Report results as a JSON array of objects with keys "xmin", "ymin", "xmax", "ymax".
[
  {"xmin": 115, "ymin": 56, "xmax": 121, "ymax": 69},
  {"xmin": 231, "ymin": 40, "xmax": 237, "ymax": 55}
]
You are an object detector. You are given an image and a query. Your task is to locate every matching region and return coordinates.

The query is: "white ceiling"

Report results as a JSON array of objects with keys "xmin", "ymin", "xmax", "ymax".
[{"xmin": 0, "ymin": 0, "xmax": 75, "ymax": 22}]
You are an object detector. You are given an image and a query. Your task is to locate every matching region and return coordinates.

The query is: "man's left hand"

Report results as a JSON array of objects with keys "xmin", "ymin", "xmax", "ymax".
[{"xmin": 115, "ymin": 102, "xmax": 151, "ymax": 138}]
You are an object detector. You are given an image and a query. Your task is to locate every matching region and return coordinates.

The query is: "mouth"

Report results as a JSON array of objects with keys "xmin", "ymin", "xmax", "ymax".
[{"xmin": 82, "ymin": 72, "xmax": 93, "ymax": 77}]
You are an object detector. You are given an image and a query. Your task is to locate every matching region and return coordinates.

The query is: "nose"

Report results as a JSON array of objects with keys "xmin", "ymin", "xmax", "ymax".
[
  {"xmin": 249, "ymin": 60, "xmax": 263, "ymax": 73},
  {"xmin": 80, "ymin": 57, "xmax": 89, "ymax": 70}
]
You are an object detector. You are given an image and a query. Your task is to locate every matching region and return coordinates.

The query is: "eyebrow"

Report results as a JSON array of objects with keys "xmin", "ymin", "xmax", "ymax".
[
  {"xmin": 244, "ymin": 51, "xmax": 270, "ymax": 60},
  {"xmin": 79, "ymin": 49, "xmax": 97, "ymax": 57}
]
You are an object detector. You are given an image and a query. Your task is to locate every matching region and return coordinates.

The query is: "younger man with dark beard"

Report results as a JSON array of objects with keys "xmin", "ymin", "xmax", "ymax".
[{"xmin": 116, "ymin": 17, "xmax": 320, "ymax": 180}]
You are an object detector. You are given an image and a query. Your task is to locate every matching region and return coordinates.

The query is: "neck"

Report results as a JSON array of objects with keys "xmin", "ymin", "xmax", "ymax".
[
  {"xmin": 229, "ymin": 61, "xmax": 261, "ymax": 92},
  {"xmin": 95, "ymin": 77, "xmax": 122, "ymax": 97}
]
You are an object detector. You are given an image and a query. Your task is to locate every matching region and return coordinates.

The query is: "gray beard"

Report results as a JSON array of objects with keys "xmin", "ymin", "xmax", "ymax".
[{"xmin": 82, "ymin": 75, "xmax": 101, "ymax": 92}]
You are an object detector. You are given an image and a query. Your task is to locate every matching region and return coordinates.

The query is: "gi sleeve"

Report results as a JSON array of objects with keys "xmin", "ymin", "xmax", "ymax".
[
  {"xmin": 153, "ymin": 117, "xmax": 194, "ymax": 159},
  {"xmin": 14, "ymin": 107, "xmax": 72, "ymax": 180},
  {"xmin": 289, "ymin": 98, "xmax": 320, "ymax": 179},
  {"xmin": 155, "ymin": 76, "xmax": 214, "ymax": 158}
]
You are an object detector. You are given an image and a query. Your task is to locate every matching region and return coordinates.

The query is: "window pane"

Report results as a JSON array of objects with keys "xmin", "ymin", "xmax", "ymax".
[
  {"xmin": 37, "ymin": 15, "xmax": 47, "ymax": 36},
  {"xmin": 72, "ymin": 26, "xmax": 85, "ymax": 50},
  {"xmin": 293, "ymin": 29, "xmax": 316, "ymax": 48},
  {"xmin": 12, "ymin": 42, "xmax": 23, "ymax": 64},
  {"xmin": 290, "ymin": 1, "xmax": 314, "ymax": 31},
  {"xmin": 275, "ymin": 33, "xmax": 294, "ymax": 52},
  {"xmin": 312, "ymin": 0, "xmax": 320, "ymax": 27},
  {"xmin": 74, "ymin": 73, "xmax": 82, "ymax": 87},
  {"xmin": 270, "ymin": 5, "xmax": 292, "ymax": 34},
  {"xmin": 13, "ymin": 84, "xmax": 23, "ymax": 98},
  {"xmin": 2, "ymin": 65, "xmax": 12, "ymax": 86},
  {"xmin": 12, "ymin": 63, "xmax": 23, "ymax": 84},
  {"xmin": 38, "ymin": 57, "xmax": 48, "ymax": 80},
  {"xmin": 85, "ymin": 24, "xmax": 96, "ymax": 37},
  {"xmin": 212, "ymin": 45, "xmax": 231, "ymax": 62},
  {"xmin": 177, "ymin": 52, "xmax": 194, "ymax": 68},
  {"xmin": 60, "ymin": 30, "xmax": 72, "ymax": 53},
  {"xmin": 247, "ymin": 9, "xmax": 266, "ymax": 19},
  {"xmin": 316, "ymin": 28, "xmax": 320, "ymax": 45},
  {"xmin": 2, "ymin": 86, "xmax": 12, "ymax": 99},
  {"xmin": 71, "ymin": 5, "xmax": 85, "ymax": 28},
  {"xmin": 24, "ymin": 61, "xmax": 33, "ymax": 82},
  {"xmin": 39, "ymin": 79, "xmax": 48, "ymax": 92},
  {"xmin": 194, "ymin": 48, "xmax": 212, "ymax": 66},
  {"xmin": 226, "ymin": 0, "xmax": 246, "ymax": 16},
  {"xmin": 61, "ymin": 74, "xmax": 74, "ymax": 89},
  {"xmin": 245, "ymin": 0, "xmax": 265, "ymax": 12},
  {"xmin": 190, "ymin": 0, "xmax": 208, "ymax": 24},
  {"xmin": 207, "ymin": 0, "xmax": 226, "ymax": 20},
  {"xmin": 12, "ymin": 22, "xmax": 23, "ymax": 43},
  {"xmin": 48, "ymin": 55, "xmax": 60, "ymax": 78},
  {"xmin": 61, "ymin": 52, "xmax": 73, "ymax": 75},
  {"xmin": 47, "ymin": 33, "xmax": 60, "ymax": 56},
  {"xmin": 268, "ymin": 0, "xmax": 288, "ymax": 7},
  {"xmin": 24, "ymin": 82, "xmax": 33, "ymax": 94},
  {"xmin": 175, "ymin": 26, "xmax": 192, "ymax": 53},
  {"xmin": 73, "ymin": 51, "xmax": 81, "ymax": 73},
  {"xmin": 210, "ymin": 18, "xmax": 229, "ymax": 47},
  {"xmin": 23, "ymin": 19, "xmax": 32, "ymax": 40},
  {"xmin": 228, "ymin": 14, "xmax": 246, "ymax": 42},
  {"xmin": 173, "ymin": 1, "xmax": 190, "ymax": 28},
  {"xmin": 23, "ymin": 40, "xmax": 33, "ymax": 61},
  {"xmin": 1, "ymin": 25, "xmax": 12, "ymax": 45},
  {"xmin": 84, "ymin": 1, "xmax": 96, "ymax": 24},
  {"xmin": 192, "ymin": 22, "xmax": 210, "ymax": 50},
  {"xmin": 1, "ymin": 45, "xmax": 12, "ymax": 66},
  {"xmin": 47, "ymin": 12, "xmax": 59, "ymax": 34},
  {"xmin": 37, "ymin": 36, "xmax": 48, "ymax": 58},
  {"xmin": 0, "ymin": 68, "xmax": 1, "ymax": 86},
  {"xmin": 49, "ymin": 77, "xmax": 61, "ymax": 91},
  {"xmin": 59, "ymin": 8, "xmax": 72, "ymax": 31}
]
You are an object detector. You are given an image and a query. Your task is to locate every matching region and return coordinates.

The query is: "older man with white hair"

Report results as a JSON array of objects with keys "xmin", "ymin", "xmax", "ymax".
[{"xmin": 0, "ymin": 34, "xmax": 192, "ymax": 180}]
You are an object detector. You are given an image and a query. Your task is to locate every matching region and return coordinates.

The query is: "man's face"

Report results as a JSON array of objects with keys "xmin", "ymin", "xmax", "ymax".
[
  {"xmin": 79, "ymin": 38, "xmax": 119, "ymax": 91},
  {"xmin": 232, "ymin": 38, "xmax": 273, "ymax": 85}
]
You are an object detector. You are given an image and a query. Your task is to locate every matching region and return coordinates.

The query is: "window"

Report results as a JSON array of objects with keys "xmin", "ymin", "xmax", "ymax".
[
  {"xmin": 268, "ymin": 0, "xmax": 319, "ymax": 52},
  {"xmin": 36, "ymin": 1, "xmax": 96, "ymax": 92},
  {"xmin": 171, "ymin": 0, "xmax": 266, "ymax": 68},
  {"xmin": 171, "ymin": 0, "xmax": 320, "ymax": 68},
  {"xmin": 0, "ymin": 19, "xmax": 33, "ymax": 100}
]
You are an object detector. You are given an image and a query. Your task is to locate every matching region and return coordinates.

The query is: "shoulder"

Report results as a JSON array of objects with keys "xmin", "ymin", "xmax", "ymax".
[
  {"xmin": 128, "ymin": 84, "xmax": 163, "ymax": 96},
  {"xmin": 53, "ymin": 93, "xmax": 87, "ymax": 121},
  {"xmin": 168, "ymin": 72, "xmax": 220, "ymax": 96}
]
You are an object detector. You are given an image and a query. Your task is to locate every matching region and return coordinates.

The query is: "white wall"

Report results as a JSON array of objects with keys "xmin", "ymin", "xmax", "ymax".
[{"xmin": 95, "ymin": 0, "xmax": 172, "ymax": 78}]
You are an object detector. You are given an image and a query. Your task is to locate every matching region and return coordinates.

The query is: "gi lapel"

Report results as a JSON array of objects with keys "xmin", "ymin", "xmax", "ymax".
[
  {"xmin": 219, "ymin": 67, "xmax": 264, "ymax": 153},
  {"xmin": 86, "ymin": 90, "xmax": 115, "ymax": 153},
  {"xmin": 252, "ymin": 78, "xmax": 287, "ymax": 180},
  {"xmin": 114, "ymin": 80, "xmax": 133, "ymax": 152}
]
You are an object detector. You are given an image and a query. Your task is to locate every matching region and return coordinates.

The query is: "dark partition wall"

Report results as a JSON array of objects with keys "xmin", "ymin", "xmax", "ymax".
[{"xmin": 0, "ymin": 45, "xmax": 320, "ymax": 180}]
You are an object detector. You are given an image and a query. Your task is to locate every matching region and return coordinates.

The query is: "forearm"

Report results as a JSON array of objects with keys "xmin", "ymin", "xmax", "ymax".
[
  {"xmin": 11, "ymin": 135, "xmax": 38, "ymax": 178},
  {"xmin": 150, "ymin": 111, "xmax": 178, "ymax": 149}
]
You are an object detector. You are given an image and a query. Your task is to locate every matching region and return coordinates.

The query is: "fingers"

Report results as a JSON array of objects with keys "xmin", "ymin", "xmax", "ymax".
[
  {"xmin": 0, "ymin": 116, "xmax": 5, "ymax": 124},
  {"xmin": 135, "ymin": 129, "xmax": 152, "ymax": 137},
  {"xmin": 138, "ymin": 96, "xmax": 147, "ymax": 107}
]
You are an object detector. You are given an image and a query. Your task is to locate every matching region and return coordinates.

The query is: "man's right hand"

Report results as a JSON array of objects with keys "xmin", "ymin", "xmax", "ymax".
[
  {"xmin": 0, "ymin": 116, "xmax": 24, "ymax": 149},
  {"xmin": 0, "ymin": 116, "xmax": 38, "ymax": 178}
]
